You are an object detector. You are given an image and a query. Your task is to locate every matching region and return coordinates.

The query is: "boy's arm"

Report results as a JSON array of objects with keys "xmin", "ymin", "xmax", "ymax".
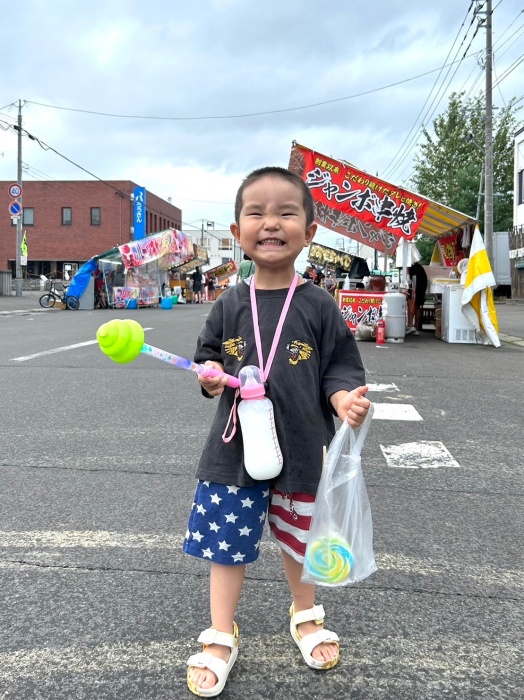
[{"xmin": 330, "ymin": 386, "xmax": 371, "ymax": 428}]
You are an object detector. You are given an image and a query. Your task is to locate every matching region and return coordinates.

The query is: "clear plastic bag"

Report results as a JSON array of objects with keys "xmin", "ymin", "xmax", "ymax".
[{"xmin": 302, "ymin": 406, "xmax": 377, "ymax": 587}]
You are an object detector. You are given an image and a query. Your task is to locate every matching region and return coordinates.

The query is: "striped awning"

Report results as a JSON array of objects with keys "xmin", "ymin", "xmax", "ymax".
[{"xmin": 417, "ymin": 199, "xmax": 477, "ymax": 238}]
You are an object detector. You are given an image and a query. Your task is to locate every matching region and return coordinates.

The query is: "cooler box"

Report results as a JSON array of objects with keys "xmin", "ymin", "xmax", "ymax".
[{"xmin": 441, "ymin": 285, "xmax": 476, "ymax": 344}]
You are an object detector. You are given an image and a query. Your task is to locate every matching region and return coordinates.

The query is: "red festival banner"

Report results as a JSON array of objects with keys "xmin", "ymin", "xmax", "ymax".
[{"xmin": 289, "ymin": 143, "xmax": 430, "ymax": 254}]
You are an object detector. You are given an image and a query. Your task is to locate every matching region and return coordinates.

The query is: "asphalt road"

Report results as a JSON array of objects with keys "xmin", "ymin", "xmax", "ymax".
[{"xmin": 0, "ymin": 303, "xmax": 523, "ymax": 699}]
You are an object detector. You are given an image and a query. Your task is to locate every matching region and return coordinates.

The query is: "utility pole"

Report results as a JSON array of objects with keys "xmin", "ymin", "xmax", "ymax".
[
  {"xmin": 484, "ymin": 0, "xmax": 494, "ymax": 267},
  {"xmin": 15, "ymin": 100, "xmax": 23, "ymax": 297}
]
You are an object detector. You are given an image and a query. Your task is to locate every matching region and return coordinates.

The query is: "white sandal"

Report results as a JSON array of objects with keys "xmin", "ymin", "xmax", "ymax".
[
  {"xmin": 289, "ymin": 604, "xmax": 340, "ymax": 670},
  {"xmin": 186, "ymin": 623, "xmax": 239, "ymax": 697}
]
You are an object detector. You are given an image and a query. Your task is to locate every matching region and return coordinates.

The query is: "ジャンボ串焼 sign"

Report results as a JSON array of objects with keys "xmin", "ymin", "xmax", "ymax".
[{"xmin": 289, "ymin": 143, "xmax": 430, "ymax": 254}]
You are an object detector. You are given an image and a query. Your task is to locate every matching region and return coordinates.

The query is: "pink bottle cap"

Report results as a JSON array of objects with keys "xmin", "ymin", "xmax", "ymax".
[{"xmin": 239, "ymin": 365, "xmax": 266, "ymax": 399}]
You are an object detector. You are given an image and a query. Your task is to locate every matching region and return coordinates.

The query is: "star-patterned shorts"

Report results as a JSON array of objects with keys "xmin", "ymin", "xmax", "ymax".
[
  {"xmin": 183, "ymin": 481, "xmax": 316, "ymax": 566},
  {"xmin": 183, "ymin": 480, "xmax": 271, "ymax": 565}
]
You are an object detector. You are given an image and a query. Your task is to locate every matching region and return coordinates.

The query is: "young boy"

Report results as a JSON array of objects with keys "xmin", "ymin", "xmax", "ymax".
[{"xmin": 184, "ymin": 166, "xmax": 371, "ymax": 697}]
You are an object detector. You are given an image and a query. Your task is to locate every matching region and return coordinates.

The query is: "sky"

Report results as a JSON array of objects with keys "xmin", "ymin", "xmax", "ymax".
[{"xmin": 0, "ymin": 0, "xmax": 522, "ymax": 271}]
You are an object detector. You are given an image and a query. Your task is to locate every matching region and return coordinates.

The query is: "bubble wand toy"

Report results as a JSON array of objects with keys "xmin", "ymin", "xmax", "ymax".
[{"xmin": 96, "ymin": 318, "xmax": 240, "ymax": 388}]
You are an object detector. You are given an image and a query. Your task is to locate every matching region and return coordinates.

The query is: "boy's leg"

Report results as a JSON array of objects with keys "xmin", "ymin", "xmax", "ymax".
[
  {"xmin": 281, "ymin": 550, "xmax": 338, "ymax": 664},
  {"xmin": 188, "ymin": 562, "xmax": 245, "ymax": 691}
]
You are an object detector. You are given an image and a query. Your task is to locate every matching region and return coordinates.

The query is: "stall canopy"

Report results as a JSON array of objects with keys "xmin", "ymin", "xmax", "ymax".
[{"xmin": 289, "ymin": 142, "xmax": 478, "ymax": 254}]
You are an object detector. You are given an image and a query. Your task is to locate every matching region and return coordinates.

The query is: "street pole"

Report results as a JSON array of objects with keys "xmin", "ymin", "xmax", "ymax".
[
  {"xmin": 476, "ymin": 166, "xmax": 484, "ymax": 222},
  {"xmin": 15, "ymin": 100, "xmax": 23, "ymax": 297},
  {"xmin": 484, "ymin": 0, "xmax": 494, "ymax": 267}
]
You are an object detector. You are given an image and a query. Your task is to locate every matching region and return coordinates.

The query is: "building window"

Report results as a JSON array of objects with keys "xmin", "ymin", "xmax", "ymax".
[
  {"xmin": 518, "ymin": 170, "xmax": 524, "ymax": 205},
  {"xmin": 91, "ymin": 207, "xmax": 101, "ymax": 225},
  {"xmin": 13, "ymin": 207, "xmax": 34, "ymax": 226},
  {"xmin": 220, "ymin": 238, "xmax": 233, "ymax": 250},
  {"xmin": 62, "ymin": 207, "xmax": 72, "ymax": 225}
]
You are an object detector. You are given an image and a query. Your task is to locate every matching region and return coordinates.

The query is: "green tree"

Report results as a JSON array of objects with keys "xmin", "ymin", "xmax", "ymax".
[{"xmin": 411, "ymin": 91, "xmax": 520, "ymax": 258}]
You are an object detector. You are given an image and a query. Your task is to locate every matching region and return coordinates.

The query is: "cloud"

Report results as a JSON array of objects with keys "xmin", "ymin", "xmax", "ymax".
[{"xmin": 1, "ymin": 0, "xmax": 522, "ymax": 232}]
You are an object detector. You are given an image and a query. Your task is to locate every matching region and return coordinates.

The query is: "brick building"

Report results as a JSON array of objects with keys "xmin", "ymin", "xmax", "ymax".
[{"xmin": 0, "ymin": 180, "xmax": 182, "ymax": 279}]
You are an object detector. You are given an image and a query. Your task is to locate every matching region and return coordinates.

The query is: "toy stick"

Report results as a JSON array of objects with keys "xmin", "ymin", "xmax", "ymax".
[{"xmin": 96, "ymin": 319, "xmax": 240, "ymax": 388}]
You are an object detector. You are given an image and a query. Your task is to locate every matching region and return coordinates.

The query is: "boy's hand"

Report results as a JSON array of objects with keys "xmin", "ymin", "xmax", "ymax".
[
  {"xmin": 330, "ymin": 386, "xmax": 371, "ymax": 428},
  {"xmin": 198, "ymin": 361, "xmax": 228, "ymax": 397}
]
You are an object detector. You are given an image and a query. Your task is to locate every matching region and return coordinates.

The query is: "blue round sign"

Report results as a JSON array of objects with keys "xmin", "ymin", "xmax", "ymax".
[{"xmin": 9, "ymin": 200, "xmax": 22, "ymax": 217}]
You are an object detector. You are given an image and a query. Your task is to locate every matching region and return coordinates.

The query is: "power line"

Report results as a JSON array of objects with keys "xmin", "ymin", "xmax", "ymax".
[
  {"xmin": 23, "ymin": 56, "xmax": 479, "ymax": 123},
  {"xmin": 383, "ymin": 5, "xmax": 481, "ymax": 180},
  {"xmin": 0, "ymin": 117, "xmax": 208, "ymax": 230}
]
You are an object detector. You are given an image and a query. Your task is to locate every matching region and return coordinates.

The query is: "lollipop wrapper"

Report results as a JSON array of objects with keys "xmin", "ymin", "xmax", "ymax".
[{"xmin": 302, "ymin": 409, "xmax": 377, "ymax": 587}]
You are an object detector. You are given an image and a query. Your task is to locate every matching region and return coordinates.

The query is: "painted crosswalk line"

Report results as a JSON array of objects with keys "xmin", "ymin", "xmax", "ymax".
[
  {"xmin": 367, "ymin": 383, "xmax": 399, "ymax": 392},
  {"xmin": 372, "ymin": 403, "xmax": 423, "ymax": 421},
  {"xmin": 380, "ymin": 441, "xmax": 460, "ymax": 469}
]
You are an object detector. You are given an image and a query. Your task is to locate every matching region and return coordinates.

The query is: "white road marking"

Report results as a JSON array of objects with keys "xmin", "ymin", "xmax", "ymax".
[
  {"xmin": 1, "ymin": 535, "xmax": 521, "ymax": 592},
  {"xmin": 10, "ymin": 328, "xmax": 154, "ymax": 362},
  {"xmin": 372, "ymin": 403, "xmax": 423, "ymax": 421},
  {"xmin": 380, "ymin": 441, "xmax": 460, "ymax": 469},
  {"xmin": 367, "ymin": 383, "xmax": 399, "ymax": 392},
  {"xmin": 0, "ymin": 530, "xmax": 184, "ymax": 549}
]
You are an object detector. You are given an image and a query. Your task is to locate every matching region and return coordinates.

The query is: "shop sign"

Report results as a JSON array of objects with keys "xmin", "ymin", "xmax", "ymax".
[
  {"xmin": 133, "ymin": 186, "xmax": 147, "ymax": 240},
  {"xmin": 431, "ymin": 232, "xmax": 465, "ymax": 267},
  {"xmin": 307, "ymin": 242, "xmax": 354, "ymax": 271},
  {"xmin": 206, "ymin": 260, "xmax": 238, "ymax": 281},
  {"xmin": 289, "ymin": 143, "xmax": 430, "ymax": 253},
  {"xmin": 338, "ymin": 291, "xmax": 384, "ymax": 331}
]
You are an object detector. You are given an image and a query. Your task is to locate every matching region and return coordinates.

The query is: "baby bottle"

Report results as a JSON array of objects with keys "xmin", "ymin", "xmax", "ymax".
[{"xmin": 237, "ymin": 365, "xmax": 283, "ymax": 480}]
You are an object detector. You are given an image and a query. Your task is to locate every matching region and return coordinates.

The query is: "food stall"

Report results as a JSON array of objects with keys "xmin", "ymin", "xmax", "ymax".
[
  {"xmin": 288, "ymin": 142, "xmax": 498, "ymax": 345},
  {"xmin": 95, "ymin": 229, "xmax": 195, "ymax": 308},
  {"xmin": 169, "ymin": 245, "xmax": 209, "ymax": 302},
  {"xmin": 204, "ymin": 260, "xmax": 238, "ymax": 299}
]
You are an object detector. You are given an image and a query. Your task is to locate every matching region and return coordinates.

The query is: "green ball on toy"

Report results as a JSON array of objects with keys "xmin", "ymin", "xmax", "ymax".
[{"xmin": 97, "ymin": 319, "xmax": 145, "ymax": 364}]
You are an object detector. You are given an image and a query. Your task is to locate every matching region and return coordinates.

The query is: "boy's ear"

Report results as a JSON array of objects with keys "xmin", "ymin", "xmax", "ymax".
[
  {"xmin": 304, "ymin": 222, "xmax": 317, "ymax": 247},
  {"xmin": 230, "ymin": 222, "xmax": 241, "ymax": 243}
]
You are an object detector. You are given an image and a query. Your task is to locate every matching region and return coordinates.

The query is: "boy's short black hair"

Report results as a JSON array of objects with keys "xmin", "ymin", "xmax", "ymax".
[{"xmin": 234, "ymin": 166, "xmax": 315, "ymax": 226}]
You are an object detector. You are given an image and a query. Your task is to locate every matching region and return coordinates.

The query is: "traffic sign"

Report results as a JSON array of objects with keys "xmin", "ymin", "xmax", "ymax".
[
  {"xmin": 8, "ymin": 183, "xmax": 22, "ymax": 198},
  {"xmin": 9, "ymin": 201, "xmax": 22, "ymax": 217}
]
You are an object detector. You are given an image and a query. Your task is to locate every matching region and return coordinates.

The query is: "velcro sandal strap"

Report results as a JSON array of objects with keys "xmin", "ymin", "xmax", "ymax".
[
  {"xmin": 197, "ymin": 627, "xmax": 237, "ymax": 649},
  {"xmin": 297, "ymin": 628, "xmax": 340, "ymax": 658},
  {"xmin": 186, "ymin": 650, "xmax": 227, "ymax": 679},
  {"xmin": 292, "ymin": 604, "xmax": 325, "ymax": 626}
]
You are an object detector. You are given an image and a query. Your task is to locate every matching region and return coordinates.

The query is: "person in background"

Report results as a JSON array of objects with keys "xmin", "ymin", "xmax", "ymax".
[
  {"xmin": 207, "ymin": 274, "xmax": 216, "ymax": 301},
  {"xmin": 236, "ymin": 254, "xmax": 256, "ymax": 284},
  {"xmin": 406, "ymin": 261, "xmax": 428, "ymax": 336},
  {"xmin": 302, "ymin": 265, "xmax": 314, "ymax": 281},
  {"xmin": 192, "ymin": 266, "xmax": 204, "ymax": 304},
  {"xmin": 313, "ymin": 265, "xmax": 325, "ymax": 286}
]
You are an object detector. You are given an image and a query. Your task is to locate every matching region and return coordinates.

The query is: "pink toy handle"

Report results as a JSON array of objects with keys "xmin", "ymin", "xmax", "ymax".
[{"xmin": 200, "ymin": 364, "xmax": 240, "ymax": 388}]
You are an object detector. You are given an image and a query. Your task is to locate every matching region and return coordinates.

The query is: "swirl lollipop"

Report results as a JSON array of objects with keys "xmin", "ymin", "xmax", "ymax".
[
  {"xmin": 96, "ymin": 319, "xmax": 240, "ymax": 387},
  {"xmin": 304, "ymin": 535, "xmax": 354, "ymax": 584}
]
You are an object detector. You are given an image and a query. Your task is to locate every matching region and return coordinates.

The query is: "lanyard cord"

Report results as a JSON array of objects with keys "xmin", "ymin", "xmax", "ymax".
[
  {"xmin": 222, "ymin": 273, "xmax": 298, "ymax": 444},
  {"xmin": 250, "ymin": 273, "xmax": 299, "ymax": 382}
]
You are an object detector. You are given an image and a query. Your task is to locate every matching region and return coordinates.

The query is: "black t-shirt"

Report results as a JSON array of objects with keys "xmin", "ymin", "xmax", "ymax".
[{"xmin": 194, "ymin": 280, "xmax": 366, "ymax": 494}]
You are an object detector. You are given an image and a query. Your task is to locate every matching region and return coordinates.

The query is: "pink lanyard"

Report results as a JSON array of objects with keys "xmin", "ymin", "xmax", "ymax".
[
  {"xmin": 250, "ymin": 273, "xmax": 299, "ymax": 382},
  {"xmin": 222, "ymin": 273, "xmax": 299, "ymax": 442}
]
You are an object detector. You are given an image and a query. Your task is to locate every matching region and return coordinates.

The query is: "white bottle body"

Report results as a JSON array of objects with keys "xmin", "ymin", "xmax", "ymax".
[{"xmin": 237, "ymin": 397, "xmax": 283, "ymax": 480}]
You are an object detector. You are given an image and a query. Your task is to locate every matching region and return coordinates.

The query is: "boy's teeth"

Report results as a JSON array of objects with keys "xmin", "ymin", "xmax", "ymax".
[{"xmin": 260, "ymin": 239, "xmax": 283, "ymax": 245}]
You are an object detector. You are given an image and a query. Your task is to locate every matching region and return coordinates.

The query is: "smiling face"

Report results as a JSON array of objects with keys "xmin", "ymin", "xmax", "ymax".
[{"xmin": 231, "ymin": 175, "xmax": 317, "ymax": 285}]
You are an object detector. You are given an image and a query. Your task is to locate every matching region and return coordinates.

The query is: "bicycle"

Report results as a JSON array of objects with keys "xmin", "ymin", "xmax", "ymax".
[{"xmin": 39, "ymin": 282, "xmax": 80, "ymax": 310}]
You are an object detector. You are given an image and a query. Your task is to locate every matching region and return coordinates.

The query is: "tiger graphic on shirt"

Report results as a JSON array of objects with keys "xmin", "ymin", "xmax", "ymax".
[
  {"xmin": 286, "ymin": 340, "xmax": 313, "ymax": 365},
  {"xmin": 223, "ymin": 337, "xmax": 246, "ymax": 361}
]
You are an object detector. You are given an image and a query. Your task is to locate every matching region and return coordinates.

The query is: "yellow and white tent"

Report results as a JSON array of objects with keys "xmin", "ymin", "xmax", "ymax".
[{"xmin": 461, "ymin": 226, "xmax": 500, "ymax": 348}]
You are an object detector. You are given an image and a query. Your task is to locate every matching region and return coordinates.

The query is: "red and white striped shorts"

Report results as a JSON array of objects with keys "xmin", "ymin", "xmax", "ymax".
[{"xmin": 268, "ymin": 488, "xmax": 316, "ymax": 563}]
